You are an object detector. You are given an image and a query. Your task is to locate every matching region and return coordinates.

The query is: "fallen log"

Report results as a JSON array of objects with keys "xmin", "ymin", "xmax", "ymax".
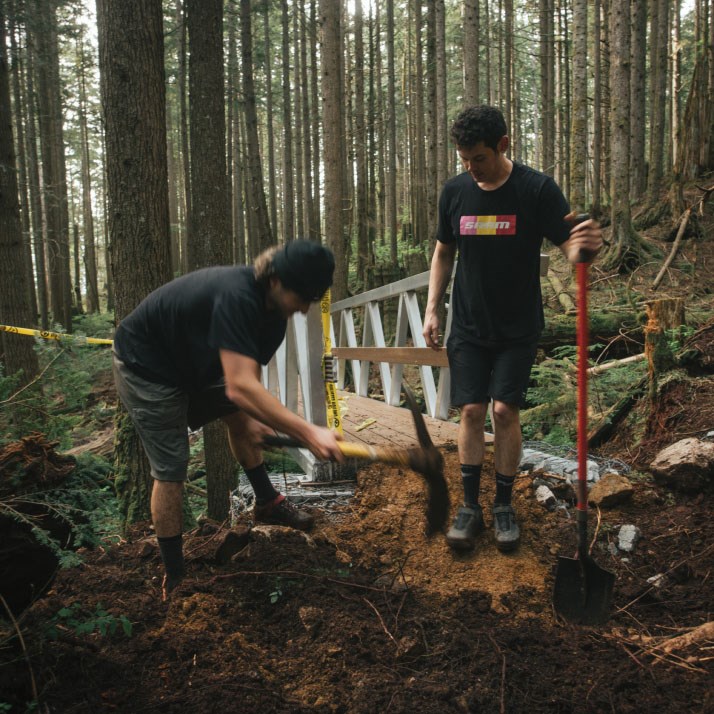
[{"xmin": 646, "ymin": 621, "xmax": 714, "ymax": 655}]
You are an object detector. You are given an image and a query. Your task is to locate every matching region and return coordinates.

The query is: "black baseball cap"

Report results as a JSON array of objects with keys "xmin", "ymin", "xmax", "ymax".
[{"xmin": 272, "ymin": 239, "xmax": 335, "ymax": 302}]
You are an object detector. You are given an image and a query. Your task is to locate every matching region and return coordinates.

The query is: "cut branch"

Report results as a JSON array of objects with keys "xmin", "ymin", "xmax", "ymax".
[{"xmin": 653, "ymin": 207, "xmax": 692, "ymax": 290}]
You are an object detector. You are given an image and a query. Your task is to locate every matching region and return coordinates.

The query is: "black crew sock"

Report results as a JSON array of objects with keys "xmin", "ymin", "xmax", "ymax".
[
  {"xmin": 461, "ymin": 464, "xmax": 482, "ymax": 508},
  {"xmin": 495, "ymin": 472, "xmax": 516, "ymax": 506},
  {"xmin": 244, "ymin": 463, "xmax": 280, "ymax": 505},
  {"xmin": 157, "ymin": 533, "xmax": 185, "ymax": 581}
]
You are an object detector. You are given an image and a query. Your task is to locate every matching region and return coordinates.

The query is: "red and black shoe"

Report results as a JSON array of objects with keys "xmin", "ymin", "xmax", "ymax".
[{"xmin": 253, "ymin": 494, "xmax": 315, "ymax": 531}]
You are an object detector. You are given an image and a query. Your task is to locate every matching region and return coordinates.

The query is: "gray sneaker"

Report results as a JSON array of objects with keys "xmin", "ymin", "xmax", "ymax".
[
  {"xmin": 446, "ymin": 504, "xmax": 485, "ymax": 551},
  {"xmin": 493, "ymin": 504, "xmax": 520, "ymax": 552}
]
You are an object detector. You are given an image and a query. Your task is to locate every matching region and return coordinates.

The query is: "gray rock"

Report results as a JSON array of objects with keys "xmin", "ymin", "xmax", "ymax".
[
  {"xmin": 535, "ymin": 484, "xmax": 557, "ymax": 510},
  {"xmin": 649, "ymin": 438, "xmax": 714, "ymax": 492},
  {"xmin": 617, "ymin": 524, "xmax": 641, "ymax": 552}
]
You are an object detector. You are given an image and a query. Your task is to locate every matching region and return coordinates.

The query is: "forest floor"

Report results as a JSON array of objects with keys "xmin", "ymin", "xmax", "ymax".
[{"xmin": 1, "ymin": 193, "xmax": 714, "ymax": 713}]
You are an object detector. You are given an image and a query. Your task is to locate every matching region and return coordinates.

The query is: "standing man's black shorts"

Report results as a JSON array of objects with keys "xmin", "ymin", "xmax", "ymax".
[{"xmin": 446, "ymin": 334, "xmax": 538, "ymax": 408}]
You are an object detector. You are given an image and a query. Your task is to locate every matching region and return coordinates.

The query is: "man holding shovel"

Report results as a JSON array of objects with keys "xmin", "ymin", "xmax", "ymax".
[
  {"xmin": 113, "ymin": 240, "xmax": 344, "ymax": 599},
  {"xmin": 423, "ymin": 105, "xmax": 603, "ymax": 553}
]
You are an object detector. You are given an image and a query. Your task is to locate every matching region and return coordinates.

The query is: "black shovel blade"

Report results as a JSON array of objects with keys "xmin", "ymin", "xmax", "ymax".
[{"xmin": 553, "ymin": 554, "xmax": 615, "ymax": 625}]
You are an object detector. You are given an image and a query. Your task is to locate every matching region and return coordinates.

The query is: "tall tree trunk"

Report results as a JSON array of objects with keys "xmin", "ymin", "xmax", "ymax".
[
  {"xmin": 629, "ymin": 0, "xmax": 647, "ymax": 200},
  {"xmin": 412, "ymin": 0, "xmax": 427, "ymax": 251},
  {"xmin": 263, "ymin": 6, "xmax": 278, "ymax": 240},
  {"xmin": 425, "ymin": 1, "xmax": 437, "ymax": 249},
  {"xmin": 0, "ymin": 7, "xmax": 39, "ymax": 386},
  {"xmin": 292, "ymin": 1, "xmax": 305, "ymax": 241},
  {"xmin": 33, "ymin": 0, "xmax": 72, "ymax": 331},
  {"xmin": 504, "ymin": 0, "xmax": 514, "ymax": 147},
  {"xmin": 299, "ymin": 3, "xmax": 315, "ymax": 240},
  {"xmin": 309, "ymin": 0, "xmax": 322, "ymax": 241},
  {"xmin": 539, "ymin": 0, "xmax": 555, "ymax": 175},
  {"xmin": 320, "ymin": 0, "xmax": 348, "ymax": 297},
  {"xmin": 72, "ymin": 223, "xmax": 83, "ymax": 313},
  {"xmin": 670, "ymin": 0, "xmax": 681, "ymax": 171},
  {"xmin": 569, "ymin": 0, "xmax": 587, "ymax": 209},
  {"xmin": 280, "ymin": 0, "xmax": 295, "ymax": 241},
  {"xmin": 177, "ymin": 0, "xmax": 190, "ymax": 275},
  {"xmin": 97, "ymin": 0, "xmax": 173, "ymax": 526},
  {"xmin": 8, "ymin": 12, "xmax": 38, "ymax": 324},
  {"xmin": 386, "ymin": 0, "xmax": 397, "ymax": 261},
  {"xmin": 463, "ymin": 0, "xmax": 480, "ymax": 105},
  {"xmin": 227, "ymin": 16, "xmax": 246, "ymax": 263},
  {"xmin": 23, "ymin": 30, "xmax": 48, "ymax": 328},
  {"xmin": 591, "ymin": 0, "xmax": 603, "ymax": 214},
  {"xmin": 605, "ymin": 0, "xmax": 644, "ymax": 271},
  {"xmin": 354, "ymin": 0, "xmax": 368, "ymax": 289},
  {"xmin": 77, "ymin": 36, "xmax": 99, "ymax": 313},
  {"xmin": 371, "ymin": 0, "xmax": 384, "ymax": 254},
  {"xmin": 435, "ymin": 0, "xmax": 448, "ymax": 189},
  {"xmin": 241, "ymin": 0, "xmax": 274, "ymax": 256},
  {"xmin": 185, "ymin": 0, "xmax": 235, "ymax": 523},
  {"xmin": 646, "ymin": 0, "xmax": 669, "ymax": 203}
]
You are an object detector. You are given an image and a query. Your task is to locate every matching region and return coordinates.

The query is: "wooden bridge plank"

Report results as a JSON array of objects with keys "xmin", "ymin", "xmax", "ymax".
[
  {"xmin": 337, "ymin": 391, "xmax": 494, "ymax": 449},
  {"xmin": 333, "ymin": 346, "xmax": 449, "ymax": 367}
]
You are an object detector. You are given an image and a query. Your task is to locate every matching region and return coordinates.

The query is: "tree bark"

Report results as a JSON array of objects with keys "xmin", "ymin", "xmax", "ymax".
[
  {"xmin": 0, "ymin": 7, "xmax": 39, "ymax": 386},
  {"xmin": 77, "ymin": 36, "xmax": 99, "ymax": 313},
  {"xmin": 97, "ymin": 0, "xmax": 173, "ymax": 527},
  {"xmin": 463, "ymin": 0, "xmax": 480, "ymax": 106},
  {"xmin": 354, "ymin": 0, "xmax": 368, "ymax": 290},
  {"xmin": 280, "ymin": 0, "xmax": 295, "ymax": 241},
  {"xmin": 569, "ymin": 0, "xmax": 587, "ymax": 209},
  {"xmin": 32, "ymin": 0, "xmax": 72, "ymax": 331},
  {"xmin": 629, "ymin": 0, "xmax": 647, "ymax": 200},
  {"xmin": 320, "ymin": 0, "xmax": 348, "ymax": 297},
  {"xmin": 185, "ymin": 0, "xmax": 236, "ymax": 522},
  {"xmin": 241, "ymin": 0, "xmax": 274, "ymax": 257}
]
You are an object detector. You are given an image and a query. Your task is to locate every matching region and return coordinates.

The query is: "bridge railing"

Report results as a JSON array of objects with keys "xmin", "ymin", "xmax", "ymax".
[{"xmin": 264, "ymin": 254, "xmax": 550, "ymax": 429}]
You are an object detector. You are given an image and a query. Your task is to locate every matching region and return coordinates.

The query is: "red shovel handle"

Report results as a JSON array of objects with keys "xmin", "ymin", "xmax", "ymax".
[{"xmin": 576, "ymin": 261, "xmax": 589, "ymax": 515}]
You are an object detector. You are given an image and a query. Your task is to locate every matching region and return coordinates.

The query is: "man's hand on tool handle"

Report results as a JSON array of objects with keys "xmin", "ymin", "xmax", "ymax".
[
  {"xmin": 560, "ymin": 212, "xmax": 604, "ymax": 265},
  {"xmin": 301, "ymin": 423, "xmax": 345, "ymax": 463}
]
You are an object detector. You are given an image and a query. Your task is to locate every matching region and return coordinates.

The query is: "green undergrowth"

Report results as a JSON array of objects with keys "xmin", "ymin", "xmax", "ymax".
[{"xmin": 0, "ymin": 313, "xmax": 114, "ymax": 449}]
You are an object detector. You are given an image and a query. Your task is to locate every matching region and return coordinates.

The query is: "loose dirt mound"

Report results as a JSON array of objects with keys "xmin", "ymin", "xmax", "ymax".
[{"xmin": 2, "ymin": 442, "xmax": 712, "ymax": 713}]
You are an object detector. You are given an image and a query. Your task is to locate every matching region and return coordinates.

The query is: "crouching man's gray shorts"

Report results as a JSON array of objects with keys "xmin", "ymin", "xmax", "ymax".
[{"xmin": 112, "ymin": 354, "xmax": 238, "ymax": 482}]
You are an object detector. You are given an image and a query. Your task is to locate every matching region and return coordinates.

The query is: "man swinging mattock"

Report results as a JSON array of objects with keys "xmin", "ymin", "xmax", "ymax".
[
  {"xmin": 112, "ymin": 240, "xmax": 344, "ymax": 599},
  {"xmin": 423, "ymin": 105, "xmax": 603, "ymax": 553}
]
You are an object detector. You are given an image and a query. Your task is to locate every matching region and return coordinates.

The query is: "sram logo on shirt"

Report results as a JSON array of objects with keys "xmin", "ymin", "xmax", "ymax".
[{"xmin": 460, "ymin": 215, "xmax": 516, "ymax": 235}]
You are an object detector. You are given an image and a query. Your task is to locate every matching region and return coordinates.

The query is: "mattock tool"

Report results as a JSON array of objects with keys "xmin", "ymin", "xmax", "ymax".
[{"xmin": 262, "ymin": 385, "xmax": 449, "ymax": 535}]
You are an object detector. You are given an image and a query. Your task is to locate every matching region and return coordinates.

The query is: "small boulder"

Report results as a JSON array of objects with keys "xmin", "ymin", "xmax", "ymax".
[
  {"xmin": 535, "ymin": 484, "xmax": 557, "ymax": 510},
  {"xmin": 588, "ymin": 473, "xmax": 634, "ymax": 508},
  {"xmin": 649, "ymin": 438, "xmax": 714, "ymax": 492}
]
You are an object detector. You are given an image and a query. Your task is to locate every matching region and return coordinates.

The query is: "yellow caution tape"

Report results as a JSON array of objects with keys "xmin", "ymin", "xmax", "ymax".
[
  {"xmin": 320, "ymin": 289, "xmax": 343, "ymax": 435},
  {"xmin": 0, "ymin": 324, "xmax": 113, "ymax": 346}
]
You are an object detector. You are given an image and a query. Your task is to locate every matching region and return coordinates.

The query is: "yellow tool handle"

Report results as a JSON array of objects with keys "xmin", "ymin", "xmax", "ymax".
[
  {"xmin": 263, "ymin": 435, "xmax": 409, "ymax": 466},
  {"xmin": 338, "ymin": 442, "xmax": 411, "ymax": 467}
]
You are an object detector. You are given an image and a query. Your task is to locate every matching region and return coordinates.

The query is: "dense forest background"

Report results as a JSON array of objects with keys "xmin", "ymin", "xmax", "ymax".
[
  {"xmin": 1, "ymin": 0, "xmax": 712, "ymax": 340},
  {"xmin": 0, "ymin": 0, "xmax": 712, "ymax": 512}
]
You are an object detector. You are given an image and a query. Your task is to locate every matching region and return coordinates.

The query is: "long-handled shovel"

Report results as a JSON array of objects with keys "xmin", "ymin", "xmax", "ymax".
[{"xmin": 553, "ymin": 260, "xmax": 615, "ymax": 625}]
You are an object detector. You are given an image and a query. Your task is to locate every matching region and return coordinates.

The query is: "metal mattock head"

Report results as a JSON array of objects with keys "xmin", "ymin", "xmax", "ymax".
[{"xmin": 402, "ymin": 384, "xmax": 436, "ymax": 450}]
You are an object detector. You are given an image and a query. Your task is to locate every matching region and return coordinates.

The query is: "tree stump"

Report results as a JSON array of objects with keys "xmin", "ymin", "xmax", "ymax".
[{"xmin": 644, "ymin": 298, "xmax": 685, "ymax": 401}]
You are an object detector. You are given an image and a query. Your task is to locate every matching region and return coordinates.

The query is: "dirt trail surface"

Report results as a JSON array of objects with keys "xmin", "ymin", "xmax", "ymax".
[
  {"xmin": 2, "ymin": 437, "xmax": 712, "ymax": 713},
  {"xmin": 2, "ymin": 209, "xmax": 714, "ymax": 712}
]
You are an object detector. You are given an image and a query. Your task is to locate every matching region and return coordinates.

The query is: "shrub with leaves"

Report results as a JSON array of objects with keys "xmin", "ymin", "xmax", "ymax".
[{"xmin": 45, "ymin": 601, "xmax": 132, "ymax": 640}]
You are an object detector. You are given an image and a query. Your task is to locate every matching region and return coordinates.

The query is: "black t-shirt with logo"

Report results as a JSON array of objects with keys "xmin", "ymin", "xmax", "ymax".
[
  {"xmin": 113, "ymin": 266, "xmax": 287, "ymax": 391},
  {"xmin": 437, "ymin": 162, "xmax": 570, "ymax": 345}
]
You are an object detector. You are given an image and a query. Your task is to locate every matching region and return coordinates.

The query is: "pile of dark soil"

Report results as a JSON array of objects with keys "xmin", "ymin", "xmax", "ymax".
[{"xmin": 1, "ymin": 437, "xmax": 712, "ymax": 712}]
